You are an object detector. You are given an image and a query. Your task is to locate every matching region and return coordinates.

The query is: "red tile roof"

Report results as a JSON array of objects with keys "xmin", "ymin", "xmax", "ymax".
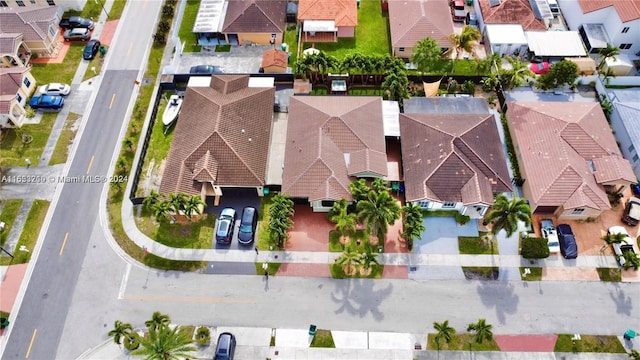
[
  {"xmin": 297, "ymin": 0, "xmax": 358, "ymax": 27},
  {"xmin": 388, "ymin": 0, "xmax": 455, "ymax": 49},
  {"xmin": 0, "ymin": 6, "xmax": 59, "ymax": 42},
  {"xmin": 400, "ymin": 105, "xmax": 512, "ymax": 204},
  {"xmin": 261, "ymin": 49, "xmax": 288, "ymax": 69},
  {"xmin": 578, "ymin": 0, "xmax": 640, "ymax": 22},
  {"xmin": 0, "ymin": 33, "xmax": 22, "ymax": 55},
  {"xmin": 507, "ymin": 101, "xmax": 635, "ymax": 211},
  {"xmin": 282, "ymin": 96, "xmax": 387, "ymax": 201},
  {"xmin": 478, "ymin": 0, "xmax": 547, "ymax": 31},
  {"xmin": 0, "ymin": 67, "xmax": 29, "ymax": 113},
  {"xmin": 223, "ymin": 0, "xmax": 287, "ymax": 33},
  {"xmin": 159, "ymin": 75, "xmax": 275, "ymax": 195}
]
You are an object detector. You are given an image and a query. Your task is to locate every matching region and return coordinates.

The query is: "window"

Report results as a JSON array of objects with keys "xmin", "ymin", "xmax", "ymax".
[
  {"xmin": 16, "ymin": 93, "xmax": 22, "ymax": 103},
  {"xmin": 622, "ymin": 27, "xmax": 630, "ymax": 33},
  {"xmin": 620, "ymin": 43, "xmax": 632, "ymax": 49},
  {"xmin": 572, "ymin": 208, "xmax": 585, "ymax": 215},
  {"xmin": 442, "ymin": 202, "xmax": 456, "ymax": 208},
  {"xmin": 49, "ymin": 26, "xmax": 55, "ymax": 36},
  {"xmin": 633, "ymin": 154, "xmax": 639, "ymax": 162},
  {"xmin": 15, "ymin": 0, "xmax": 25, "ymax": 6},
  {"xmin": 320, "ymin": 200, "xmax": 335, "ymax": 208},
  {"xmin": 0, "ymin": 1, "xmax": 8, "ymax": 6},
  {"xmin": 398, "ymin": 47, "xmax": 405, "ymax": 52},
  {"xmin": 418, "ymin": 201, "xmax": 429, "ymax": 208},
  {"xmin": 629, "ymin": 144, "xmax": 636, "ymax": 153},
  {"xmin": 46, "ymin": 0, "xmax": 55, "ymax": 4},
  {"xmin": 23, "ymin": 77, "xmax": 31, "ymax": 88}
]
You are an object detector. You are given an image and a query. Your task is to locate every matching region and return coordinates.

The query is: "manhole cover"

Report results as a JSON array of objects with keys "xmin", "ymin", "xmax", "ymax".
[{"xmin": 142, "ymin": 77, "xmax": 152, "ymax": 85}]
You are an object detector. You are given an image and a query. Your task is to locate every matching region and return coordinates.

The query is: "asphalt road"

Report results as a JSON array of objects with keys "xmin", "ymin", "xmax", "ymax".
[{"xmin": 1, "ymin": 0, "xmax": 162, "ymax": 358}]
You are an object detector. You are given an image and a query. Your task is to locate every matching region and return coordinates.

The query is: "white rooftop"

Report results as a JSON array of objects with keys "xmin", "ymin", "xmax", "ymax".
[
  {"xmin": 485, "ymin": 24, "xmax": 527, "ymax": 44},
  {"xmin": 525, "ymin": 30, "xmax": 587, "ymax": 57},
  {"xmin": 188, "ymin": 76, "xmax": 275, "ymax": 88},
  {"xmin": 193, "ymin": 0, "xmax": 227, "ymax": 33},
  {"xmin": 303, "ymin": 20, "xmax": 337, "ymax": 32},
  {"xmin": 187, "ymin": 76, "xmax": 211, "ymax": 88},
  {"xmin": 382, "ymin": 100, "xmax": 400, "ymax": 137}
]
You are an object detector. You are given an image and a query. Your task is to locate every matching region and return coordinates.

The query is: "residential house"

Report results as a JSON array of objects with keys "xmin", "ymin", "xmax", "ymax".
[
  {"xmin": 159, "ymin": 75, "xmax": 275, "ymax": 202},
  {"xmin": 0, "ymin": 0, "xmax": 81, "ymax": 11},
  {"xmin": 0, "ymin": 6, "xmax": 61, "ymax": 58},
  {"xmin": 388, "ymin": 0, "xmax": 454, "ymax": 58},
  {"xmin": 222, "ymin": 0, "xmax": 287, "ymax": 46},
  {"xmin": 606, "ymin": 89, "xmax": 640, "ymax": 180},
  {"xmin": 484, "ymin": 24, "xmax": 528, "ymax": 56},
  {"xmin": 297, "ymin": 0, "xmax": 357, "ymax": 43},
  {"xmin": 281, "ymin": 96, "xmax": 387, "ymax": 212},
  {"xmin": 0, "ymin": 33, "xmax": 31, "ymax": 67},
  {"xmin": 474, "ymin": 0, "xmax": 547, "ymax": 35},
  {"xmin": 0, "ymin": 66, "xmax": 36, "ymax": 128},
  {"xmin": 400, "ymin": 97, "xmax": 512, "ymax": 219},
  {"xmin": 507, "ymin": 101, "xmax": 636, "ymax": 220},
  {"xmin": 261, "ymin": 49, "xmax": 288, "ymax": 73},
  {"xmin": 558, "ymin": 0, "xmax": 640, "ymax": 56}
]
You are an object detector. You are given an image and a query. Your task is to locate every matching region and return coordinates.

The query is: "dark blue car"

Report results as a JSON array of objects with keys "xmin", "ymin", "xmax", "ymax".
[
  {"xmin": 29, "ymin": 95, "xmax": 64, "ymax": 110},
  {"xmin": 556, "ymin": 224, "xmax": 578, "ymax": 259}
]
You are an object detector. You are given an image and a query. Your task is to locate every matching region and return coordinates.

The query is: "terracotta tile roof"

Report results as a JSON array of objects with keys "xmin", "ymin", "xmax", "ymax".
[
  {"xmin": 578, "ymin": 0, "xmax": 640, "ymax": 22},
  {"xmin": 160, "ymin": 75, "xmax": 275, "ymax": 195},
  {"xmin": 507, "ymin": 101, "xmax": 635, "ymax": 211},
  {"xmin": 297, "ymin": 0, "xmax": 358, "ymax": 27},
  {"xmin": 282, "ymin": 96, "xmax": 387, "ymax": 201},
  {"xmin": 0, "ymin": 33, "xmax": 22, "ymax": 54},
  {"xmin": 0, "ymin": 6, "xmax": 59, "ymax": 42},
  {"xmin": 0, "ymin": 67, "xmax": 28, "ymax": 113},
  {"xmin": 223, "ymin": 0, "xmax": 287, "ymax": 33},
  {"xmin": 478, "ymin": 0, "xmax": 546, "ymax": 31},
  {"xmin": 388, "ymin": 0, "xmax": 455, "ymax": 49},
  {"xmin": 261, "ymin": 49, "xmax": 288, "ymax": 69},
  {"xmin": 400, "ymin": 98, "xmax": 512, "ymax": 204}
]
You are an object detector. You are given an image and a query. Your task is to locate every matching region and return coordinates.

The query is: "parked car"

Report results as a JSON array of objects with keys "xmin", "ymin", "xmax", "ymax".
[
  {"xmin": 214, "ymin": 332, "xmax": 236, "ymax": 360},
  {"xmin": 529, "ymin": 62, "xmax": 551, "ymax": 74},
  {"xmin": 607, "ymin": 226, "xmax": 635, "ymax": 267},
  {"xmin": 450, "ymin": 0, "xmax": 466, "ymax": 22},
  {"xmin": 83, "ymin": 39, "xmax": 101, "ymax": 60},
  {"xmin": 37, "ymin": 83, "xmax": 71, "ymax": 96},
  {"xmin": 540, "ymin": 218, "xmax": 560, "ymax": 254},
  {"xmin": 29, "ymin": 95, "xmax": 64, "ymax": 110},
  {"xmin": 622, "ymin": 197, "xmax": 640, "ymax": 226},
  {"xmin": 190, "ymin": 65, "xmax": 224, "ymax": 74},
  {"xmin": 215, "ymin": 208, "xmax": 236, "ymax": 245},
  {"xmin": 556, "ymin": 224, "xmax": 578, "ymax": 259},
  {"xmin": 465, "ymin": 11, "xmax": 478, "ymax": 28},
  {"xmin": 238, "ymin": 206, "xmax": 258, "ymax": 245},
  {"xmin": 59, "ymin": 16, "xmax": 95, "ymax": 30},
  {"xmin": 63, "ymin": 28, "xmax": 91, "ymax": 41}
]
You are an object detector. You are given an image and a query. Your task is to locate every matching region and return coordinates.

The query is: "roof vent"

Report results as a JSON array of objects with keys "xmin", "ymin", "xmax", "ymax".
[
  {"xmin": 489, "ymin": 0, "xmax": 501, "ymax": 6},
  {"xmin": 248, "ymin": 138, "xmax": 252, "ymax": 142}
]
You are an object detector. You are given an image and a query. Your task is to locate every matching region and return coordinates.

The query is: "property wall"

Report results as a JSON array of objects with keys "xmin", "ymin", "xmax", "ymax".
[
  {"xmin": 337, "ymin": 26, "xmax": 355, "ymax": 38},
  {"xmin": 237, "ymin": 33, "xmax": 283, "ymax": 46}
]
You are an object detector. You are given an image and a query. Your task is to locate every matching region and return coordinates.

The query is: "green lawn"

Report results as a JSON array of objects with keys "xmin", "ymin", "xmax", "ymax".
[
  {"xmin": 330, "ymin": 263, "xmax": 383, "ymax": 279},
  {"xmin": 178, "ymin": 0, "xmax": 202, "ymax": 53},
  {"xmin": 136, "ymin": 211, "xmax": 215, "ymax": 249},
  {"xmin": 0, "ymin": 199, "xmax": 23, "ymax": 247},
  {"xmin": 109, "ymin": 0, "xmax": 127, "ymax": 20},
  {"xmin": 309, "ymin": 0, "xmax": 390, "ymax": 59},
  {"xmin": 462, "ymin": 266, "xmax": 499, "ymax": 280},
  {"xmin": 254, "ymin": 262, "xmax": 282, "ymax": 276},
  {"xmin": 554, "ymin": 334, "xmax": 625, "ymax": 353},
  {"xmin": 83, "ymin": 48, "xmax": 107, "ymax": 81},
  {"xmin": 596, "ymin": 268, "xmax": 621, "ymax": 282},
  {"xmin": 11, "ymin": 200, "xmax": 50, "ymax": 264},
  {"xmin": 49, "ymin": 112, "xmax": 80, "ymax": 165},
  {"xmin": 459, "ymin": 233, "xmax": 497, "ymax": 255},
  {"xmin": 0, "ymin": 112, "xmax": 57, "ymax": 167},
  {"xmin": 30, "ymin": 44, "xmax": 85, "ymax": 85},
  {"xmin": 310, "ymin": 329, "xmax": 336, "ymax": 348},
  {"xmin": 329, "ymin": 229, "xmax": 381, "ymax": 254},
  {"xmin": 520, "ymin": 267, "xmax": 542, "ymax": 281},
  {"xmin": 284, "ymin": 24, "xmax": 299, "ymax": 64},
  {"xmin": 427, "ymin": 333, "xmax": 500, "ymax": 351},
  {"xmin": 256, "ymin": 194, "xmax": 273, "ymax": 250}
]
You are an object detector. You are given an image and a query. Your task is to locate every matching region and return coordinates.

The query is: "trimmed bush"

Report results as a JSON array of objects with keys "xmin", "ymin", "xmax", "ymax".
[
  {"xmin": 195, "ymin": 326, "xmax": 210, "ymax": 346},
  {"xmin": 455, "ymin": 213, "xmax": 471, "ymax": 225},
  {"xmin": 123, "ymin": 333, "xmax": 140, "ymax": 351},
  {"xmin": 521, "ymin": 237, "xmax": 550, "ymax": 259}
]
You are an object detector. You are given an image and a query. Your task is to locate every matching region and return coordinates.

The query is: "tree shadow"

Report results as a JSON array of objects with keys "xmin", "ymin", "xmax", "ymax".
[
  {"xmin": 609, "ymin": 287, "xmax": 632, "ymax": 316},
  {"xmin": 476, "ymin": 280, "xmax": 519, "ymax": 325},
  {"xmin": 330, "ymin": 279, "xmax": 393, "ymax": 322}
]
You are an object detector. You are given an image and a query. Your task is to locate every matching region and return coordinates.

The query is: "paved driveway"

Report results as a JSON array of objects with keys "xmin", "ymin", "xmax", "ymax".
[
  {"xmin": 176, "ymin": 45, "xmax": 275, "ymax": 74},
  {"xmin": 410, "ymin": 217, "xmax": 465, "ymax": 280}
]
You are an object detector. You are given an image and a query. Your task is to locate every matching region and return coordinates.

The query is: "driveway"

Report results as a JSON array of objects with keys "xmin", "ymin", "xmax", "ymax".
[
  {"xmin": 176, "ymin": 45, "xmax": 274, "ymax": 74},
  {"xmin": 410, "ymin": 216, "xmax": 465, "ymax": 280}
]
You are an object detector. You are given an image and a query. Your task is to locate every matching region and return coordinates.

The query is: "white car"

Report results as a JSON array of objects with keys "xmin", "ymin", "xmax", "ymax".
[
  {"xmin": 607, "ymin": 226, "xmax": 635, "ymax": 266},
  {"xmin": 38, "ymin": 83, "xmax": 71, "ymax": 96},
  {"xmin": 541, "ymin": 218, "xmax": 560, "ymax": 254}
]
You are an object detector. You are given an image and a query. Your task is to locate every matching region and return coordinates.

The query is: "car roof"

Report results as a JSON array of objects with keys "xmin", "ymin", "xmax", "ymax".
[
  {"xmin": 557, "ymin": 224, "xmax": 573, "ymax": 233},
  {"xmin": 608, "ymin": 226, "xmax": 629, "ymax": 236},
  {"xmin": 220, "ymin": 208, "xmax": 236, "ymax": 217},
  {"xmin": 540, "ymin": 218, "xmax": 554, "ymax": 228}
]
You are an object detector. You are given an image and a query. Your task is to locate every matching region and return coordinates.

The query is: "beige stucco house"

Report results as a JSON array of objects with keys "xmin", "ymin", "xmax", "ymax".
[{"xmin": 0, "ymin": 67, "xmax": 37, "ymax": 128}]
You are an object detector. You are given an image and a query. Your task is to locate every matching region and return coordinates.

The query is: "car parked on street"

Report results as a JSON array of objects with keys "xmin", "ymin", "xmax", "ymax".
[
  {"xmin": 238, "ymin": 206, "xmax": 258, "ymax": 245},
  {"xmin": 59, "ymin": 16, "xmax": 95, "ymax": 30},
  {"xmin": 556, "ymin": 224, "xmax": 578, "ymax": 259},
  {"xmin": 540, "ymin": 218, "xmax": 560, "ymax": 254},
  {"xmin": 214, "ymin": 332, "xmax": 236, "ymax": 360},
  {"xmin": 37, "ymin": 83, "xmax": 71, "ymax": 96},
  {"xmin": 189, "ymin": 65, "xmax": 224, "ymax": 74},
  {"xmin": 215, "ymin": 207, "xmax": 236, "ymax": 245},
  {"xmin": 83, "ymin": 39, "xmax": 101, "ymax": 60},
  {"xmin": 622, "ymin": 197, "xmax": 640, "ymax": 226},
  {"xmin": 607, "ymin": 226, "xmax": 635, "ymax": 267},
  {"xmin": 29, "ymin": 95, "xmax": 64, "ymax": 110},
  {"xmin": 63, "ymin": 28, "xmax": 91, "ymax": 41}
]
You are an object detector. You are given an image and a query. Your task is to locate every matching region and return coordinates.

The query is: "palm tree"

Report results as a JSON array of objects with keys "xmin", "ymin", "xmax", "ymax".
[
  {"xmin": 371, "ymin": 178, "xmax": 388, "ymax": 194},
  {"xmin": 467, "ymin": 318, "xmax": 494, "ymax": 351},
  {"xmin": 329, "ymin": 199, "xmax": 357, "ymax": 245},
  {"xmin": 145, "ymin": 311, "xmax": 171, "ymax": 332},
  {"xmin": 335, "ymin": 248, "xmax": 361, "ymax": 276},
  {"xmin": 183, "ymin": 195, "xmax": 205, "ymax": 221},
  {"xmin": 359, "ymin": 250, "xmax": 380, "ymax": 276},
  {"xmin": 500, "ymin": 57, "xmax": 533, "ymax": 89},
  {"xmin": 433, "ymin": 320, "xmax": 456, "ymax": 353},
  {"xmin": 152, "ymin": 200, "xmax": 172, "ymax": 223},
  {"xmin": 132, "ymin": 324, "xmax": 196, "ymax": 360},
  {"xmin": 167, "ymin": 193, "xmax": 187, "ymax": 215},
  {"xmin": 448, "ymin": 26, "xmax": 481, "ymax": 61},
  {"xmin": 349, "ymin": 179, "xmax": 370, "ymax": 202},
  {"xmin": 600, "ymin": 232, "xmax": 628, "ymax": 252},
  {"xmin": 621, "ymin": 251, "xmax": 640, "ymax": 271},
  {"xmin": 108, "ymin": 320, "xmax": 133, "ymax": 345},
  {"xmin": 357, "ymin": 189, "xmax": 401, "ymax": 245},
  {"xmin": 483, "ymin": 194, "xmax": 532, "ymax": 237},
  {"xmin": 268, "ymin": 194, "xmax": 295, "ymax": 248},
  {"xmin": 381, "ymin": 71, "xmax": 409, "ymax": 103},
  {"xmin": 143, "ymin": 190, "xmax": 161, "ymax": 211},
  {"xmin": 402, "ymin": 202, "xmax": 425, "ymax": 251},
  {"xmin": 410, "ymin": 37, "xmax": 442, "ymax": 74},
  {"xmin": 597, "ymin": 43, "xmax": 620, "ymax": 69}
]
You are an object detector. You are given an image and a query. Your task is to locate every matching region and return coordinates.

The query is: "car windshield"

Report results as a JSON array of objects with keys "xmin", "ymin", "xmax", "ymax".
[{"xmin": 240, "ymin": 224, "xmax": 251, "ymax": 232}]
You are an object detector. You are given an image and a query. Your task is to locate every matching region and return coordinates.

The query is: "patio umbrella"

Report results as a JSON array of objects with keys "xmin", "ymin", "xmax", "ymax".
[{"xmin": 303, "ymin": 47, "xmax": 320, "ymax": 56}]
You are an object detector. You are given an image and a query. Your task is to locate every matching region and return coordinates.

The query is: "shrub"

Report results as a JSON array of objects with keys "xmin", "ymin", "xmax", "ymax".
[
  {"xmin": 158, "ymin": 20, "xmax": 170, "ymax": 33},
  {"xmin": 123, "ymin": 333, "xmax": 140, "ymax": 351},
  {"xmin": 455, "ymin": 212, "xmax": 471, "ymax": 225},
  {"xmin": 195, "ymin": 326, "xmax": 211, "ymax": 346},
  {"xmin": 25, "ymin": 106, "xmax": 36, "ymax": 118},
  {"xmin": 154, "ymin": 32, "xmax": 167, "ymax": 46},
  {"xmin": 162, "ymin": 4, "xmax": 175, "ymax": 17},
  {"xmin": 521, "ymin": 237, "xmax": 550, "ymax": 259}
]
